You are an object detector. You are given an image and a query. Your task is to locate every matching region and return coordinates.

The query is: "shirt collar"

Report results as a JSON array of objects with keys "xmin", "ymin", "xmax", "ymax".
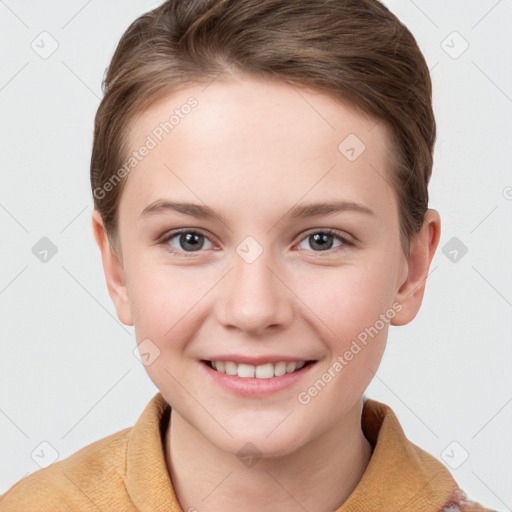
[
  {"xmin": 125, "ymin": 392, "xmax": 180, "ymax": 511},
  {"xmin": 125, "ymin": 392, "xmax": 458, "ymax": 511},
  {"xmin": 338, "ymin": 397, "xmax": 457, "ymax": 511}
]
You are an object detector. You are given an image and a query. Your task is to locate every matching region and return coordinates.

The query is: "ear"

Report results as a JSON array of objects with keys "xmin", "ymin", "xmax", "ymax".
[
  {"xmin": 91, "ymin": 209, "xmax": 133, "ymax": 326},
  {"xmin": 391, "ymin": 209, "xmax": 441, "ymax": 326}
]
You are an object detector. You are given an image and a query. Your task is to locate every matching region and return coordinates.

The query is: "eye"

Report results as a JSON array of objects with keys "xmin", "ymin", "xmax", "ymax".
[
  {"xmin": 159, "ymin": 228, "xmax": 353, "ymax": 258},
  {"xmin": 161, "ymin": 229, "xmax": 213, "ymax": 256},
  {"xmin": 296, "ymin": 229, "xmax": 353, "ymax": 253}
]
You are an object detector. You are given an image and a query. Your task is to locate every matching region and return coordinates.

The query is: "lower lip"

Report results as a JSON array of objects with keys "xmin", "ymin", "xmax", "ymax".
[{"xmin": 200, "ymin": 361, "xmax": 316, "ymax": 397}]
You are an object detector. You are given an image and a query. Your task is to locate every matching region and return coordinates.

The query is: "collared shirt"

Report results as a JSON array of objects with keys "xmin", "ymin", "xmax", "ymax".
[{"xmin": 0, "ymin": 392, "xmax": 495, "ymax": 511}]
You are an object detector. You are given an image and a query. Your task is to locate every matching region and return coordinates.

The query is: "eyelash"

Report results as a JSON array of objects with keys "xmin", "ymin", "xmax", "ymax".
[{"xmin": 158, "ymin": 228, "xmax": 354, "ymax": 258}]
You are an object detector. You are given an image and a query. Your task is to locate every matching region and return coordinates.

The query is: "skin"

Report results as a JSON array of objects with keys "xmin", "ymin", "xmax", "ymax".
[{"xmin": 92, "ymin": 74, "xmax": 440, "ymax": 512}]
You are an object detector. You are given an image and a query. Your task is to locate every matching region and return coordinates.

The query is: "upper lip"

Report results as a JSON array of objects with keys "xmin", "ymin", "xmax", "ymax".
[{"xmin": 202, "ymin": 355, "xmax": 315, "ymax": 365}]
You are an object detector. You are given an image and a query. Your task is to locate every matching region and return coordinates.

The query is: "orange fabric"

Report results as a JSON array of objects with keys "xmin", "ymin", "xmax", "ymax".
[{"xmin": 0, "ymin": 392, "xmax": 495, "ymax": 511}]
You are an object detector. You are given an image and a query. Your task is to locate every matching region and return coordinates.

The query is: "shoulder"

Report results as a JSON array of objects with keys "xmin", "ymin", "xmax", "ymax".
[{"xmin": 0, "ymin": 426, "xmax": 134, "ymax": 511}]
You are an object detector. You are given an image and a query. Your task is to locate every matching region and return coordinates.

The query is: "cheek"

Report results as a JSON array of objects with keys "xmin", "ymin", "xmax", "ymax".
[
  {"xmin": 127, "ymin": 259, "xmax": 214, "ymax": 341},
  {"xmin": 294, "ymin": 267, "xmax": 392, "ymax": 414},
  {"xmin": 129, "ymin": 270, "xmax": 170, "ymax": 334},
  {"xmin": 297, "ymin": 261, "xmax": 397, "ymax": 345}
]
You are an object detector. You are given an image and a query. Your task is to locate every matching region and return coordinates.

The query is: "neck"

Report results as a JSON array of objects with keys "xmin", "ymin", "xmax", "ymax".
[{"xmin": 165, "ymin": 401, "xmax": 373, "ymax": 512}]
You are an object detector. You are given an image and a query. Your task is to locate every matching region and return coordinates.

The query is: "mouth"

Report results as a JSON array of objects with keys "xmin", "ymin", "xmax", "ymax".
[{"xmin": 202, "ymin": 359, "xmax": 315, "ymax": 379}]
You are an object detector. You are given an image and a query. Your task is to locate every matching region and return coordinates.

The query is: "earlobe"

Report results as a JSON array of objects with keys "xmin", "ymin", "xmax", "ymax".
[
  {"xmin": 91, "ymin": 210, "xmax": 133, "ymax": 326},
  {"xmin": 391, "ymin": 209, "xmax": 441, "ymax": 326}
]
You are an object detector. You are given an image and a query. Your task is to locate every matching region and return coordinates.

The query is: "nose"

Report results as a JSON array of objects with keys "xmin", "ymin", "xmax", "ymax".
[{"xmin": 215, "ymin": 249, "xmax": 295, "ymax": 336}]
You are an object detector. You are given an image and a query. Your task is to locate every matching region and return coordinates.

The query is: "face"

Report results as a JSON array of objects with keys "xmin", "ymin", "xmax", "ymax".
[{"xmin": 100, "ymin": 75, "xmax": 418, "ymax": 457}]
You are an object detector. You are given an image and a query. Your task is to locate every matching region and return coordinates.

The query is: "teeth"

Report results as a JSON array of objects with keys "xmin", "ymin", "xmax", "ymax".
[
  {"xmin": 274, "ymin": 362, "xmax": 287, "ymax": 377},
  {"xmin": 237, "ymin": 363, "xmax": 255, "ymax": 378},
  {"xmin": 209, "ymin": 360, "xmax": 308, "ymax": 379},
  {"xmin": 225, "ymin": 361, "xmax": 237, "ymax": 376},
  {"xmin": 286, "ymin": 362, "xmax": 297, "ymax": 373},
  {"xmin": 255, "ymin": 363, "xmax": 274, "ymax": 379}
]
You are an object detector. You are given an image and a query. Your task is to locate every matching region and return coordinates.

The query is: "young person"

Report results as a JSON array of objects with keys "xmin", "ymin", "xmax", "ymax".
[{"xmin": 0, "ymin": 0, "xmax": 496, "ymax": 510}]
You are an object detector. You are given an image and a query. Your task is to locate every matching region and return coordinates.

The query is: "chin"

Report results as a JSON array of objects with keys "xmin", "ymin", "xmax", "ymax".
[
  {"xmin": 227, "ymin": 438, "xmax": 301, "ymax": 462},
  {"xmin": 209, "ymin": 423, "xmax": 310, "ymax": 461}
]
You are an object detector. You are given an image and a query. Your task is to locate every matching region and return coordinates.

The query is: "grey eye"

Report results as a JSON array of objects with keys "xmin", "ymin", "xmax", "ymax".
[
  {"xmin": 298, "ymin": 232, "xmax": 343, "ymax": 252},
  {"xmin": 168, "ymin": 231, "xmax": 213, "ymax": 252}
]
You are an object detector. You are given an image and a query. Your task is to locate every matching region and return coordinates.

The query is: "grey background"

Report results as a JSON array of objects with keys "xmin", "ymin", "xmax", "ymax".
[{"xmin": 1, "ymin": 0, "xmax": 511, "ymax": 509}]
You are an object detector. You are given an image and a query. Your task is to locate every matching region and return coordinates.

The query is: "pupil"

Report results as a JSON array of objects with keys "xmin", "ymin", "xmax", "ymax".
[
  {"xmin": 310, "ymin": 233, "xmax": 333, "ymax": 251},
  {"xmin": 181, "ymin": 232, "xmax": 203, "ymax": 251}
]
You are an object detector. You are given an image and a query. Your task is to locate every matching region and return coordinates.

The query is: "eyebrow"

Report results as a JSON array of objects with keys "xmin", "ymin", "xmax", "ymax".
[{"xmin": 139, "ymin": 199, "xmax": 375, "ymax": 223}]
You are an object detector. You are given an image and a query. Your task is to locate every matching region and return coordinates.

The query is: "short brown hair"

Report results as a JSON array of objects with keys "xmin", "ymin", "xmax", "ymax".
[{"xmin": 90, "ymin": 0, "xmax": 435, "ymax": 255}]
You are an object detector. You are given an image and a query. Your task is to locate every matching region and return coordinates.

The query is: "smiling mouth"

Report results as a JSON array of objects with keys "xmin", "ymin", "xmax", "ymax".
[{"xmin": 202, "ymin": 360, "xmax": 315, "ymax": 379}]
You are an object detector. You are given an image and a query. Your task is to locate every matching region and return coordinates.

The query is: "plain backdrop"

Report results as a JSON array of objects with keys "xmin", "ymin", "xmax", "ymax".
[{"xmin": 1, "ymin": 0, "xmax": 511, "ymax": 509}]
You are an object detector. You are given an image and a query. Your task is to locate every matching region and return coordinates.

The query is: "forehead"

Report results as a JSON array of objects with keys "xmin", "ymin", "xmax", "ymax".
[{"xmin": 121, "ymin": 76, "xmax": 397, "ymax": 222}]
